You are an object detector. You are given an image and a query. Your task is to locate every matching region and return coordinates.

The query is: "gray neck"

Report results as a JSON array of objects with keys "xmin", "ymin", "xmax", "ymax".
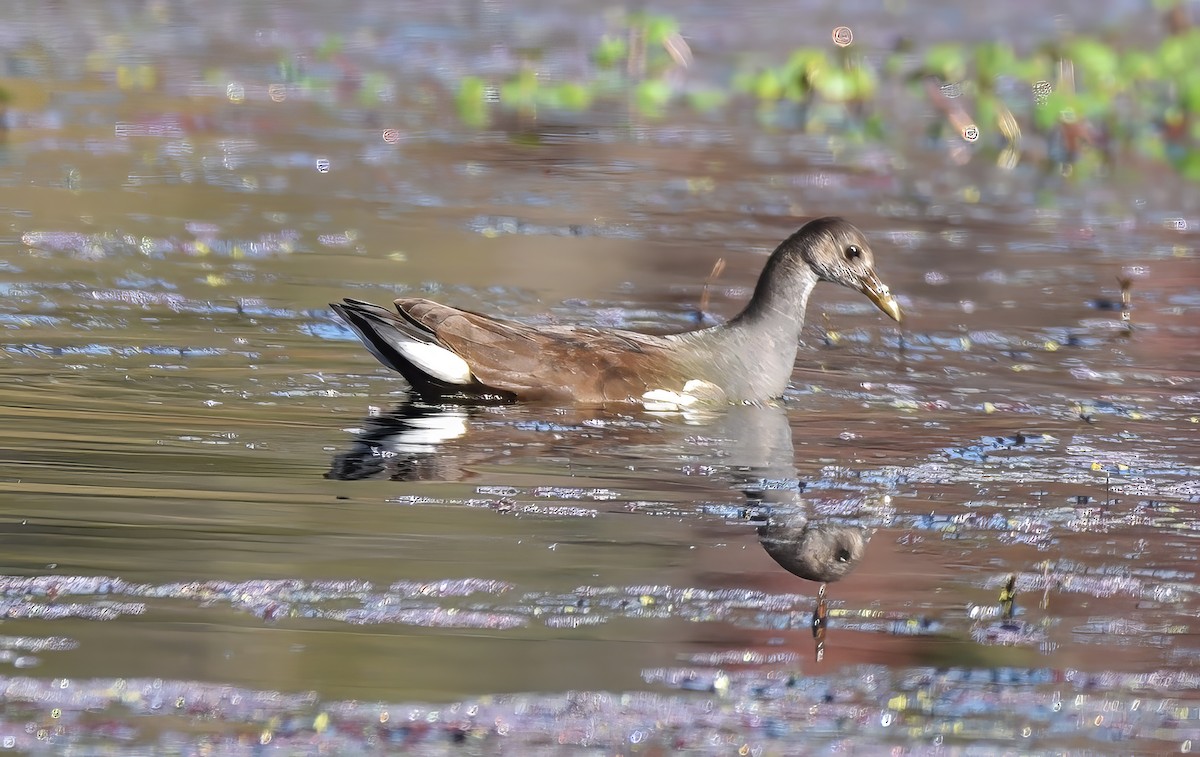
[
  {"xmin": 728, "ymin": 253, "xmax": 820, "ymax": 337},
  {"xmin": 674, "ymin": 254, "xmax": 820, "ymax": 402}
]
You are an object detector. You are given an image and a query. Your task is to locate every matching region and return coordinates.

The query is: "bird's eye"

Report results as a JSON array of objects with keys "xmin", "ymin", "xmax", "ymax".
[
  {"xmin": 844, "ymin": 244, "xmax": 862, "ymax": 261},
  {"xmin": 836, "ymin": 548, "xmax": 851, "ymax": 563}
]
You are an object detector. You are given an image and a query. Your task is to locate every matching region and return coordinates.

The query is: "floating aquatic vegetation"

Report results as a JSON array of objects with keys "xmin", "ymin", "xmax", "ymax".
[
  {"xmin": 0, "ymin": 670, "xmax": 1185, "ymax": 754},
  {"xmin": 994, "ymin": 564, "xmax": 1194, "ymax": 603}
]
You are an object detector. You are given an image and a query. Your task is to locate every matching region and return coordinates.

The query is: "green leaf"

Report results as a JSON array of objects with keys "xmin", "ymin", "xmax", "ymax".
[
  {"xmin": 1081, "ymin": 91, "xmax": 1117, "ymax": 121},
  {"xmin": 687, "ymin": 87, "xmax": 728, "ymax": 112},
  {"xmin": 782, "ymin": 72, "xmax": 809, "ymax": 101},
  {"xmin": 784, "ymin": 48, "xmax": 830, "ymax": 81},
  {"xmin": 1157, "ymin": 31, "xmax": 1200, "ymax": 75},
  {"xmin": 1035, "ymin": 90, "xmax": 1074, "ymax": 130},
  {"xmin": 1010, "ymin": 53, "xmax": 1053, "ymax": 84},
  {"xmin": 635, "ymin": 79, "xmax": 672, "ymax": 117},
  {"xmin": 499, "ymin": 69, "xmax": 539, "ymax": 109},
  {"xmin": 1176, "ymin": 148, "xmax": 1200, "ymax": 181},
  {"xmin": 1121, "ymin": 51, "xmax": 1160, "ymax": 82},
  {"xmin": 317, "ymin": 34, "xmax": 344, "ymax": 60},
  {"xmin": 974, "ymin": 41, "xmax": 1017, "ymax": 83},
  {"xmin": 813, "ymin": 67, "xmax": 855, "ymax": 103},
  {"xmin": 594, "ymin": 35, "xmax": 628, "ymax": 69},
  {"xmin": 752, "ymin": 69, "xmax": 785, "ymax": 101},
  {"xmin": 540, "ymin": 82, "xmax": 593, "ymax": 111},
  {"xmin": 641, "ymin": 14, "xmax": 680, "ymax": 46},
  {"xmin": 456, "ymin": 76, "xmax": 489, "ymax": 128},
  {"xmin": 1067, "ymin": 37, "xmax": 1118, "ymax": 88},
  {"xmin": 924, "ymin": 43, "xmax": 967, "ymax": 81},
  {"xmin": 976, "ymin": 92, "xmax": 997, "ymax": 133},
  {"xmin": 1181, "ymin": 70, "xmax": 1200, "ymax": 114},
  {"xmin": 863, "ymin": 113, "xmax": 886, "ymax": 139},
  {"xmin": 848, "ymin": 62, "xmax": 877, "ymax": 100},
  {"xmin": 1138, "ymin": 132, "xmax": 1167, "ymax": 161},
  {"xmin": 732, "ymin": 69, "xmax": 758, "ymax": 95}
]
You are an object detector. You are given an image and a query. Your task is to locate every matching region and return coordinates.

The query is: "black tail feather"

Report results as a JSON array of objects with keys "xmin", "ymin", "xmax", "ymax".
[
  {"xmin": 330, "ymin": 300, "xmax": 461, "ymax": 399},
  {"xmin": 330, "ymin": 299, "xmax": 517, "ymax": 403}
]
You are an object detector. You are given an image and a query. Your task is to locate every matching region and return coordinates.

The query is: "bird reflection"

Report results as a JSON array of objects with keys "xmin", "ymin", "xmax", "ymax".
[
  {"xmin": 327, "ymin": 399, "xmax": 871, "ymax": 656},
  {"xmin": 753, "ymin": 518, "xmax": 868, "ymax": 661},
  {"xmin": 705, "ymin": 403, "xmax": 871, "ymax": 661},
  {"xmin": 705, "ymin": 403, "xmax": 871, "ymax": 584},
  {"xmin": 755, "ymin": 516, "xmax": 868, "ymax": 584},
  {"xmin": 325, "ymin": 402, "xmax": 469, "ymax": 481}
]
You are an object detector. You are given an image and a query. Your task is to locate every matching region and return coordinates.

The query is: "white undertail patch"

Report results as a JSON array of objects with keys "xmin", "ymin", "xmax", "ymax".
[
  {"xmin": 388, "ymin": 339, "xmax": 473, "ymax": 384},
  {"xmin": 641, "ymin": 379, "xmax": 726, "ymax": 412}
]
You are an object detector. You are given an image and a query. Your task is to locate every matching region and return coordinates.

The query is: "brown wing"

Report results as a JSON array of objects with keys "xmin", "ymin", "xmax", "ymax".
[{"xmin": 394, "ymin": 298, "xmax": 680, "ymax": 402}]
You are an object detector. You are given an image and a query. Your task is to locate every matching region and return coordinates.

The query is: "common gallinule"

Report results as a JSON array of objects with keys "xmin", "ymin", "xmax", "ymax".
[{"xmin": 331, "ymin": 216, "xmax": 902, "ymax": 404}]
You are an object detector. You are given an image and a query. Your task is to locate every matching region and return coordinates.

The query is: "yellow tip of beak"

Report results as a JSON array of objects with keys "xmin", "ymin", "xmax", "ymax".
[
  {"xmin": 875, "ymin": 292, "xmax": 902, "ymax": 323},
  {"xmin": 861, "ymin": 273, "xmax": 903, "ymax": 323}
]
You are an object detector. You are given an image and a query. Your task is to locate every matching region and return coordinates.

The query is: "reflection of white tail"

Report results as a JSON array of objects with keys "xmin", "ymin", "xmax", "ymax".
[
  {"xmin": 327, "ymin": 402, "xmax": 475, "ymax": 482},
  {"xmin": 384, "ymin": 410, "xmax": 468, "ymax": 454}
]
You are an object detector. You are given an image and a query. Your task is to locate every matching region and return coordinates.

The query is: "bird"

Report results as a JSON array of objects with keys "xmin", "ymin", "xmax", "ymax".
[{"xmin": 330, "ymin": 216, "xmax": 902, "ymax": 404}]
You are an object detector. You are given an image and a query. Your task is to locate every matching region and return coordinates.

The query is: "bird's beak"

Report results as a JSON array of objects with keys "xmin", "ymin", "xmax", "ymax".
[{"xmin": 859, "ymin": 271, "xmax": 903, "ymax": 323}]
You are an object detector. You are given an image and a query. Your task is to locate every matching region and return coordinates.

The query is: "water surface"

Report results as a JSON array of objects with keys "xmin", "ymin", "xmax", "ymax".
[{"xmin": 0, "ymin": 1, "xmax": 1197, "ymax": 753}]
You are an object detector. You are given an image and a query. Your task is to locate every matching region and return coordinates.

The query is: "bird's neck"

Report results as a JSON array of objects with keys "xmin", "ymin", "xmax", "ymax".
[
  {"xmin": 728, "ymin": 253, "xmax": 820, "ymax": 341},
  {"xmin": 671, "ymin": 253, "xmax": 819, "ymax": 402}
]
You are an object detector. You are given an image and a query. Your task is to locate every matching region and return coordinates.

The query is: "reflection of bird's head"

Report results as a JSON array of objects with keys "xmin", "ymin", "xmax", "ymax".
[{"xmin": 758, "ymin": 517, "xmax": 869, "ymax": 584}]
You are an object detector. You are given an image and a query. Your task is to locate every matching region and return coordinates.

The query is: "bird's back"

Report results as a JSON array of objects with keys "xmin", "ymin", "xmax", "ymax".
[{"xmin": 395, "ymin": 298, "xmax": 685, "ymax": 402}]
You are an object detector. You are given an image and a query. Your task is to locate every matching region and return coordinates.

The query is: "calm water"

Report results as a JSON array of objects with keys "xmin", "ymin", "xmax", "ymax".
[{"xmin": 0, "ymin": 1, "xmax": 1197, "ymax": 753}]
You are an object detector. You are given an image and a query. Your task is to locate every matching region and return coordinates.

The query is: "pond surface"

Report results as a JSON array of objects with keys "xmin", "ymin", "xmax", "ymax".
[{"xmin": 0, "ymin": 1, "xmax": 1197, "ymax": 753}]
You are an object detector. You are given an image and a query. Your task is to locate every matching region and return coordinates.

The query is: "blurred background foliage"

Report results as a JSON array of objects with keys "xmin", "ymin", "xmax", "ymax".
[
  {"xmin": 436, "ymin": 0, "xmax": 1200, "ymax": 181},
  {"xmin": 3, "ymin": 0, "xmax": 1199, "ymax": 184}
]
